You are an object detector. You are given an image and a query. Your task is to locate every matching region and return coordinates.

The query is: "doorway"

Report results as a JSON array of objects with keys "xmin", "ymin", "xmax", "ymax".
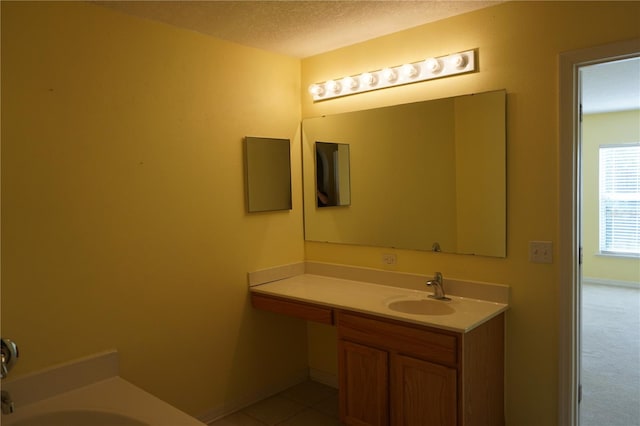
[
  {"xmin": 558, "ymin": 38, "xmax": 640, "ymax": 426},
  {"xmin": 579, "ymin": 58, "xmax": 640, "ymax": 425}
]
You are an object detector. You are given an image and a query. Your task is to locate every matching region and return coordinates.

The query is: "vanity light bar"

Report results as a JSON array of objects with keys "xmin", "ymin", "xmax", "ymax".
[{"xmin": 309, "ymin": 49, "xmax": 477, "ymax": 101}]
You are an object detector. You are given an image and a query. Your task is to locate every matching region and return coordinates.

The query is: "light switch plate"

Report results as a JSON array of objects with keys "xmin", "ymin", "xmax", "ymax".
[{"xmin": 529, "ymin": 241, "xmax": 553, "ymax": 263}]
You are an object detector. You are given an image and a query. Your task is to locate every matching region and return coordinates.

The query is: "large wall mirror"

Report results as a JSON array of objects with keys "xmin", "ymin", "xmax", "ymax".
[
  {"xmin": 302, "ymin": 89, "xmax": 506, "ymax": 257},
  {"xmin": 244, "ymin": 136, "xmax": 292, "ymax": 213}
]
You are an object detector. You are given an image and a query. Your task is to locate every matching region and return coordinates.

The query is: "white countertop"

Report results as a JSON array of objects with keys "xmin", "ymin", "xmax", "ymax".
[{"xmin": 251, "ymin": 274, "xmax": 508, "ymax": 333}]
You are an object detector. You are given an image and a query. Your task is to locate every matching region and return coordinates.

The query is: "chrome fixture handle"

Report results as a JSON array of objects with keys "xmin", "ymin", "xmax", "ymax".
[
  {"xmin": 1, "ymin": 391, "xmax": 14, "ymax": 414},
  {"xmin": 1, "ymin": 338, "xmax": 18, "ymax": 415},
  {"xmin": 426, "ymin": 272, "xmax": 450, "ymax": 301},
  {"xmin": 1, "ymin": 338, "xmax": 19, "ymax": 380}
]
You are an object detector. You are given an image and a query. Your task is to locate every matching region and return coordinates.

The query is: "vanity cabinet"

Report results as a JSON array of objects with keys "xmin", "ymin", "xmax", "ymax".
[
  {"xmin": 250, "ymin": 292, "xmax": 505, "ymax": 426},
  {"xmin": 391, "ymin": 353, "xmax": 457, "ymax": 425},
  {"xmin": 338, "ymin": 340, "xmax": 457, "ymax": 426},
  {"xmin": 339, "ymin": 340, "xmax": 389, "ymax": 425},
  {"xmin": 337, "ymin": 310, "xmax": 504, "ymax": 426}
]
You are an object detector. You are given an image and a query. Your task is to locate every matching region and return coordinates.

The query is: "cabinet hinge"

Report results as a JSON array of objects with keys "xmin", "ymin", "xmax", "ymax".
[
  {"xmin": 579, "ymin": 383, "xmax": 583, "ymax": 403},
  {"xmin": 579, "ymin": 104, "xmax": 583, "ymax": 122}
]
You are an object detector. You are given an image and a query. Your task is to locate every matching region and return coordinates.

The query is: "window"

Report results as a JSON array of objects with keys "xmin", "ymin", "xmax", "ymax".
[{"xmin": 599, "ymin": 143, "xmax": 640, "ymax": 256}]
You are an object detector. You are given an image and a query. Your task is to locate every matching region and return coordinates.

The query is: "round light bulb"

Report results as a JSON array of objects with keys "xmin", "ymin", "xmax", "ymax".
[
  {"xmin": 401, "ymin": 63, "xmax": 419, "ymax": 78},
  {"xmin": 425, "ymin": 58, "xmax": 441, "ymax": 73},
  {"xmin": 382, "ymin": 67, "xmax": 398, "ymax": 83},
  {"xmin": 449, "ymin": 53, "xmax": 467, "ymax": 69},
  {"xmin": 326, "ymin": 79, "xmax": 342, "ymax": 94},
  {"xmin": 343, "ymin": 76, "xmax": 359, "ymax": 91},
  {"xmin": 361, "ymin": 72, "xmax": 378, "ymax": 87},
  {"xmin": 309, "ymin": 83, "xmax": 325, "ymax": 97}
]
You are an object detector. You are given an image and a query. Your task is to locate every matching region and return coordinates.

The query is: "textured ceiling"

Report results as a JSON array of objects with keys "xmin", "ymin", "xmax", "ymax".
[
  {"xmin": 96, "ymin": 1, "xmax": 502, "ymax": 58},
  {"xmin": 96, "ymin": 1, "xmax": 638, "ymax": 113}
]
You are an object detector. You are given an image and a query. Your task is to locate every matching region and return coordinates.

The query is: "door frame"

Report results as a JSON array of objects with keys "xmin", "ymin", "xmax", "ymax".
[{"xmin": 558, "ymin": 37, "xmax": 640, "ymax": 426}]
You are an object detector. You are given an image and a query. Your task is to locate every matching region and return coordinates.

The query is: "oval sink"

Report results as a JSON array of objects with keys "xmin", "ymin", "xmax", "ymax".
[{"xmin": 387, "ymin": 299, "xmax": 455, "ymax": 316}]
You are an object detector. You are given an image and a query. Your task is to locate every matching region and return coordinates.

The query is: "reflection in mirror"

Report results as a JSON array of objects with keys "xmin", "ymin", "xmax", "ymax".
[
  {"xmin": 303, "ymin": 90, "xmax": 506, "ymax": 257},
  {"xmin": 316, "ymin": 142, "xmax": 351, "ymax": 207},
  {"xmin": 244, "ymin": 136, "xmax": 292, "ymax": 213}
]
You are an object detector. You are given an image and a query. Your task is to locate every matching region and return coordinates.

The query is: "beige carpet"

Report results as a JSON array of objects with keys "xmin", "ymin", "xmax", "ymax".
[{"xmin": 581, "ymin": 283, "xmax": 640, "ymax": 426}]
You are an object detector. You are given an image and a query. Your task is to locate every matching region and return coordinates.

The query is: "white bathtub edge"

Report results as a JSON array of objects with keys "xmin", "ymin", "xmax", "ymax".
[
  {"xmin": 3, "ymin": 376, "xmax": 205, "ymax": 426},
  {"xmin": 2, "ymin": 350, "xmax": 119, "ymax": 408}
]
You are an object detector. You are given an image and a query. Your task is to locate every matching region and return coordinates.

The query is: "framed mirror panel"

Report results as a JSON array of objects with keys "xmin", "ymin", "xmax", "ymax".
[{"xmin": 244, "ymin": 136, "xmax": 292, "ymax": 213}]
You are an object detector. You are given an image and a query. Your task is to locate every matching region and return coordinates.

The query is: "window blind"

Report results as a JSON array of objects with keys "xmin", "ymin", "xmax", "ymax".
[{"xmin": 599, "ymin": 144, "xmax": 640, "ymax": 256}]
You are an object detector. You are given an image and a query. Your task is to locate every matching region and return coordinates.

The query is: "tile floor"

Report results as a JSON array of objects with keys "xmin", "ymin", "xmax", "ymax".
[{"xmin": 209, "ymin": 380, "xmax": 343, "ymax": 426}]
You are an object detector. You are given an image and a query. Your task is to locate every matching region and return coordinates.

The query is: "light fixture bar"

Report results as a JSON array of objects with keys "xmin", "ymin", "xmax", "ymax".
[{"xmin": 309, "ymin": 49, "xmax": 477, "ymax": 101}]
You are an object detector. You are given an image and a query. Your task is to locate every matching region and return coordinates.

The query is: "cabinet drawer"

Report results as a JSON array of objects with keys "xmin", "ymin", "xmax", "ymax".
[
  {"xmin": 251, "ymin": 293, "xmax": 334, "ymax": 324},
  {"xmin": 337, "ymin": 310, "xmax": 458, "ymax": 366}
]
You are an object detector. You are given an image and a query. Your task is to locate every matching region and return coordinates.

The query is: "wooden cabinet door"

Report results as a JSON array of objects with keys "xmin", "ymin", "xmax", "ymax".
[
  {"xmin": 339, "ymin": 340, "xmax": 389, "ymax": 426},
  {"xmin": 391, "ymin": 353, "xmax": 457, "ymax": 426}
]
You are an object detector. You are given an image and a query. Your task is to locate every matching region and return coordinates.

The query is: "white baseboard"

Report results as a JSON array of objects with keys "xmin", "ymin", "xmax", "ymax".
[
  {"xmin": 197, "ymin": 368, "xmax": 309, "ymax": 425},
  {"xmin": 309, "ymin": 368, "xmax": 338, "ymax": 389},
  {"xmin": 583, "ymin": 277, "xmax": 640, "ymax": 289}
]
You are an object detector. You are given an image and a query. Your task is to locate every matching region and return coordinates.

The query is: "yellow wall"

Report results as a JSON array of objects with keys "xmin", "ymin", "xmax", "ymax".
[
  {"xmin": 301, "ymin": 2, "xmax": 640, "ymax": 425},
  {"xmin": 582, "ymin": 110, "xmax": 640, "ymax": 283},
  {"xmin": 3, "ymin": 1, "xmax": 640, "ymax": 425},
  {"xmin": 1, "ymin": 1, "xmax": 307, "ymax": 417}
]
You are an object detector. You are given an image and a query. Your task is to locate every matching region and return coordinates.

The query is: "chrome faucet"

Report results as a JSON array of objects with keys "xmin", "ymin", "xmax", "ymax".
[
  {"xmin": 1, "ymin": 338, "xmax": 19, "ymax": 415},
  {"xmin": 1, "ymin": 391, "xmax": 14, "ymax": 415},
  {"xmin": 426, "ymin": 272, "xmax": 450, "ymax": 301}
]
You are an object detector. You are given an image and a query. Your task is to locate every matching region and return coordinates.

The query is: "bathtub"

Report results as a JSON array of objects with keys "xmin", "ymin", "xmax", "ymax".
[{"xmin": 1, "ymin": 351, "xmax": 205, "ymax": 426}]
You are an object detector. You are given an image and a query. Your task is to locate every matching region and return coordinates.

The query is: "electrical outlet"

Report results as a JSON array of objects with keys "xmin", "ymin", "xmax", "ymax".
[
  {"xmin": 529, "ymin": 241, "xmax": 553, "ymax": 263},
  {"xmin": 382, "ymin": 253, "xmax": 397, "ymax": 265}
]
